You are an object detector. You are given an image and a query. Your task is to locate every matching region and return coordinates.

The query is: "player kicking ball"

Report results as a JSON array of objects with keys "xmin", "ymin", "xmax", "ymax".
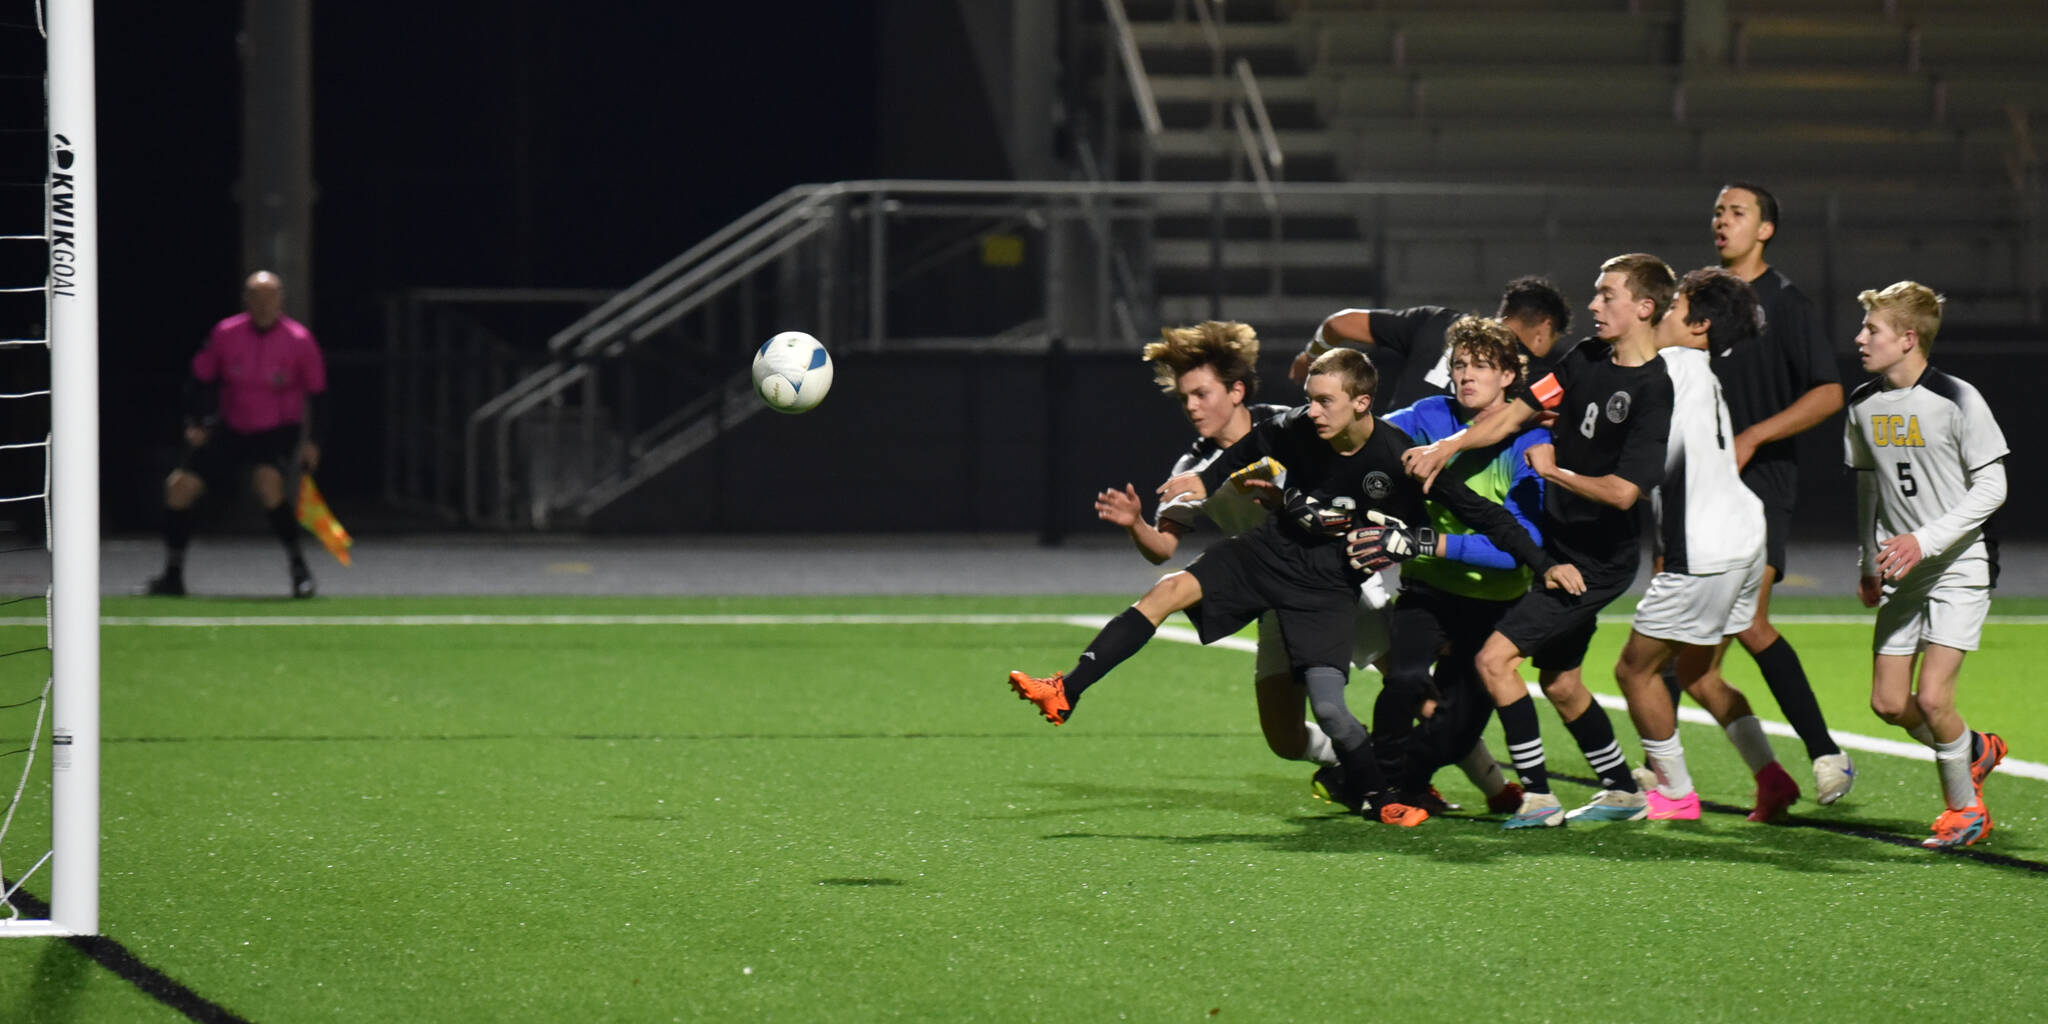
[
  {"xmin": 1007, "ymin": 349, "xmax": 1575, "ymax": 827},
  {"xmin": 1844, "ymin": 282, "xmax": 2010, "ymax": 849},
  {"xmin": 1613, "ymin": 268, "xmax": 1805, "ymax": 823}
]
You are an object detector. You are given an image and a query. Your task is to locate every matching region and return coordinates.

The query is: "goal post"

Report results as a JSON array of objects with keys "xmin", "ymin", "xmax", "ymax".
[{"xmin": 0, "ymin": 0, "xmax": 101, "ymax": 939}]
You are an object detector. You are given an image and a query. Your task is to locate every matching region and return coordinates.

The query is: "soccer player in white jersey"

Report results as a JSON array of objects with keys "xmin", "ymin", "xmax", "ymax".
[
  {"xmin": 1093, "ymin": 320, "xmax": 1362, "ymax": 769},
  {"xmin": 1844, "ymin": 282, "xmax": 2010, "ymax": 850},
  {"xmin": 1614, "ymin": 268, "xmax": 1804, "ymax": 822}
]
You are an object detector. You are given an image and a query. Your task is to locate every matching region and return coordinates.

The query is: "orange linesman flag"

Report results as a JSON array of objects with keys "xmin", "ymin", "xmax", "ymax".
[{"xmin": 296, "ymin": 474, "xmax": 353, "ymax": 567}]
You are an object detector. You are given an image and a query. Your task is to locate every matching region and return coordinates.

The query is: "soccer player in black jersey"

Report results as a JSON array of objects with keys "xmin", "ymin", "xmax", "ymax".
[
  {"xmin": 1093, "ymin": 320, "xmax": 1351, "ymax": 770},
  {"xmin": 1405, "ymin": 254, "xmax": 1677, "ymax": 829},
  {"xmin": 1707, "ymin": 182, "xmax": 1855, "ymax": 805},
  {"xmin": 1292, "ymin": 277, "xmax": 1575, "ymax": 410},
  {"xmin": 1006, "ymin": 349, "xmax": 1578, "ymax": 827}
]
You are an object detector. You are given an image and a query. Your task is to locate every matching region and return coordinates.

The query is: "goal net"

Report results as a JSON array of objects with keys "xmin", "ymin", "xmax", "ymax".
[{"xmin": 0, "ymin": 0, "xmax": 99, "ymax": 938}]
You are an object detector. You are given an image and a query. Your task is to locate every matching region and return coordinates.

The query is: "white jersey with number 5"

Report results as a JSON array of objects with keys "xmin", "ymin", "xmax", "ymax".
[{"xmin": 1843, "ymin": 367, "xmax": 2009, "ymax": 565}]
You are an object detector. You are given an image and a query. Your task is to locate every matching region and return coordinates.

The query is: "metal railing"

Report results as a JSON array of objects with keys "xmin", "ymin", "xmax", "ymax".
[{"xmin": 449, "ymin": 177, "xmax": 2038, "ymax": 530}]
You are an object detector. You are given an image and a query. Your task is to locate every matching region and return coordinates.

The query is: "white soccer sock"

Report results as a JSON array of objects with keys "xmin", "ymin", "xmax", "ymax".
[
  {"xmin": 1457, "ymin": 739, "xmax": 1508, "ymax": 797},
  {"xmin": 1299, "ymin": 720, "xmax": 1337, "ymax": 767},
  {"xmin": 1723, "ymin": 716, "xmax": 1776, "ymax": 775},
  {"xmin": 1907, "ymin": 721, "xmax": 1938, "ymax": 747},
  {"xmin": 1641, "ymin": 733, "xmax": 1693, "ymax": 797},
  {"xmin": 1934, "ymin": 727, "xmax": 1976, "ymax": 810}
]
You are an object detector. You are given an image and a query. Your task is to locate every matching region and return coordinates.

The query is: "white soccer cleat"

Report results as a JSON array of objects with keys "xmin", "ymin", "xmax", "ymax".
[
  {"xmin": 1565, "ymin": 787, "xmax": 1649, "ymax": 822},
  {"xmin": 1813, "ymin": 753, "xmax": 1857, "ymax": 806}
]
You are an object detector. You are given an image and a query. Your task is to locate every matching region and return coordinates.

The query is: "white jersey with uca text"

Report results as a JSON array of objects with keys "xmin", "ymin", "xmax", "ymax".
[
  {"xmin": 1654, "ymin": 347, "xmax": 1765, "ymax": 574},
  {"xmin": 1843, "ymin": 367, "xmax": 2009, "ymax": 566}
]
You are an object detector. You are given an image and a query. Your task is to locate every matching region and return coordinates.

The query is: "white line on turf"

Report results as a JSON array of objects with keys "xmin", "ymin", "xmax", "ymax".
[
  {"xmin": 1, "ymin": 611, "xmax": 2038, "ymax": 782},
  {"xmin": 2, "ymin": 613, "xmax": 2043, "ymax": 627}
]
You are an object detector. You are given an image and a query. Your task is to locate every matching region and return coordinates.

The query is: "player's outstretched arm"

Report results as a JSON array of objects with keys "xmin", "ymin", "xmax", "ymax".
[
  {"xmin": 1292, "ymin": 309, "xmax": 1374, "ymax": 382},
  {"xmin": 1734, "ymin": 382, "xmax": 1844, "ymax": 472},
  {"xmin": 1424, "ymin": 473, "xmax": 1553, "ymax": 575},
  {"xmin": 1402, "ymin": 397, "xmax": 1537, "ymax": 490},
  {"xmin": 1098, "ymin": 484, "xmax": 1179, "ymax": 565}
]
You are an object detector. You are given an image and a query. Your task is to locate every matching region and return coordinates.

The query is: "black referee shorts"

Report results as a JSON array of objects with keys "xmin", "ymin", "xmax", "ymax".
[
  {"xmin": 183, "ymin": 424, "xmax": 301, "ymax": 488},
  {"xmin": 1494, "ymin": 568, "xmax": 1636, "ymax": 673},
  {"xmin": 1185, "ymin": 534, "xmax": 1357, "ymax": 674},
  {"xmin": 1741, "ymin": 462, "xmax": 1797, "ymax": 581}
]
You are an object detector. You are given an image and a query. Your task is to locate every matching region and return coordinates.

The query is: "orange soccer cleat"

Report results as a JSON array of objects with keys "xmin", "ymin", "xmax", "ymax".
[
  {"xmin": 1007, "ymin": 670, "xmax": 1071, "ymax": 725},
  {"xmin": 1923, "ymin": 803, "xmax": 1992, "ymax": 850}
]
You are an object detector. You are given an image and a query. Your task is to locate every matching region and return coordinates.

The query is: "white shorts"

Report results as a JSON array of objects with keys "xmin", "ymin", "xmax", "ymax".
[
  {"xmin": 1252, "ymin": 573, "xmax": 1393, "ymax": 679},
  {"xmin": 1632, "ymin": 547, "xmax": 1765, "ymax": 647},
  {"xmin": 1874, "ymin": 554, "xmax": 1992, "ymax": 655}
]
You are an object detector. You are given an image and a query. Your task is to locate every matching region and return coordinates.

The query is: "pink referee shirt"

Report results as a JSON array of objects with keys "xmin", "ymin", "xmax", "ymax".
[{"xmin": 191, "ymin": 312, "xmax": 327, "ymax": 434}]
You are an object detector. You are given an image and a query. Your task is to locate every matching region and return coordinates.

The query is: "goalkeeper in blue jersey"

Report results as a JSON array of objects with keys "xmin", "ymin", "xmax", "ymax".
[{"xmin": 1374, "ymin": 316, "xmax": 1549, "ymax": 813}]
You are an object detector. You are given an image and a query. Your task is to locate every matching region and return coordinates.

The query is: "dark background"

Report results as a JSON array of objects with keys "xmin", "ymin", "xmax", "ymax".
[{"xmin": 96, "ymin": 2, "xmax": 966, "ymax": 531}]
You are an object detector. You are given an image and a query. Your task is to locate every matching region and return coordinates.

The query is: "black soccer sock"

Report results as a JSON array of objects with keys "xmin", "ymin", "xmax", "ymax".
[
  {"xmin": 1563, "ymin": 704, "xmax": 1638, "ymax": 792},
  {"xmin": 1062, "ymin": 606, "xmax": 1156, "ymax": 703},
  {"xmin": 266, "ymin": 503, "xmax": 305, "ymax": 563},
  {"xmin": 1371, "ymin": 686, "xmax": 1418, "ymax": 745},
  {"xmin": 1659, "ymin": 659, "xmax": 1683, "ymax": 708},
  {"xmin": 163, "ymin": 506, "xmax": 194, "ymax": 570},
  {"xmin": 1499, "ymin": 695, "xmax": 1548, "ymax": 794},
  {"xmin": 1303, "ymin": 665, "xmax": 1390, "ymax": 806},
  {"xmin": 1751, "ymin": 637, "xmax": 1841, "ymax": 759}
]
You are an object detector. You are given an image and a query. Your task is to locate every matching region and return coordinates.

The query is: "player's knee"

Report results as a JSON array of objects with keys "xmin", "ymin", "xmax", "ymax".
[
  {"xmin": 164, "ymin": 471, "xmax": 203, "ymax": 507},
  {"xmin": 1870, "ymin": 693, "xmax": 1911, "ymax": 724}
]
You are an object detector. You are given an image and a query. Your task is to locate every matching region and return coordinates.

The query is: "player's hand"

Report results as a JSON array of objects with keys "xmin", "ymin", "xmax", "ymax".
[
  {"xmin": 1401, "ymin": 441, "xmax": 1455, "ymax": 491},
  {"xmin": 1289, "ymin": 349, "xmax": 1316, "ymax": 382},
  {"xmin": 1238, "ymin": 478, "xmax": 1282, "ymax": 509},
  {"xmin": 1876, "ymin": 533, "xmax": 1923, "ymax": 580},
  {"xmin": 1095, "ymin": 484, "xmax": 1142, "ymax": 527},
  {"xmin": 1542, "ymin": 563, "xmax": 1586, "ymax": 595},
  {"xmin": 1285, "ymin": 489, "xmax": 1353, "ymax": 536},
  {"xmin": 1523, "ymin": 442, "xmax": 1557, "ymax": 478},
  {"xmin": 1158, "ymin": 473, "xmax": 1206, "ymax": 506},
  {"xmin": 299, "ymin": 440, "xmax": 321, "ymax": 473},
  {"xmin": 183, "ymin": 424, "xmax": 209, "ymax": 448},
  {"xmin": 1345, "ymin": 522, "xmax": 1431, "ymax": 572},
  {"xmin": 1535, "ymin": 409, "xmax": 1560, "ymax": 430},
  {"xmin": 1858, "ymin": 574, "xmax": 1883, "ymax": 608},
  {"xmin": 1732, "ymin": 430, "xmax": 1759, "ymax": 473}
]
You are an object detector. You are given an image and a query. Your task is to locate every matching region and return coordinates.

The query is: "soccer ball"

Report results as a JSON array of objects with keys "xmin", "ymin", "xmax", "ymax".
[{"xmin": 751, "ymin": 331, "xmax": 834, "ymax": 414}]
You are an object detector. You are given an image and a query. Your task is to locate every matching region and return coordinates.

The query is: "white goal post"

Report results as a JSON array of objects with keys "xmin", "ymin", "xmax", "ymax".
[{"xmin": 0, "ymin": 0, "xmax": 100, "ymax": 939}]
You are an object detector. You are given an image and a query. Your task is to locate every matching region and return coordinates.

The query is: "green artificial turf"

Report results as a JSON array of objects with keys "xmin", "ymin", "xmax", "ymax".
[{"xmin": 0, "ymin": 595, "xmax": 2043, "ymax": 1022}]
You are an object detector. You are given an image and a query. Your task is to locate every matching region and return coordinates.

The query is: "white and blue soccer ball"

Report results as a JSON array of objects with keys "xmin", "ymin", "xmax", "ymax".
[{"xmin": 751, "ymin": 330, "xmax": 834, "ymax": 414}]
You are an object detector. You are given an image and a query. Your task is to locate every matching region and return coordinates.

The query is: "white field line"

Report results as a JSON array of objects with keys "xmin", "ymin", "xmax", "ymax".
[
  {"xmin": 1, "ymin": 611, "xmax": 2040, "ymax": 781},
  {"xmin": 0, "ymin": 613, "xmax": 2043, "ymax": 628}
]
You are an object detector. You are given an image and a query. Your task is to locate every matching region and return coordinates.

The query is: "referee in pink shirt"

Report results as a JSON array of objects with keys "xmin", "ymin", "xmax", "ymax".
[{"xmin": 146, "ymin": 271, "xmax": 328, "ymax": 598}]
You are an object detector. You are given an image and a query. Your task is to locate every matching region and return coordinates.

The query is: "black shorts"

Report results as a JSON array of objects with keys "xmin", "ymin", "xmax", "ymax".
[
  {"xmin": 1385, "ymin": 583, "xmax": 1513, "ymax": 698},
  {"xmin": 1494, "ymin": 569, "xmax": 1636, "ymax": 673},
  {"xmin": 1740, "ymin": 461, "xmax": 1796, "ymax": 580},
  {"xmin": 183, "ymin": 424, "xmax": 301, "ymax": 487},
  {"xmin": 1185, "ymin": 531, "xmax": 1356, "ymax": 674}
]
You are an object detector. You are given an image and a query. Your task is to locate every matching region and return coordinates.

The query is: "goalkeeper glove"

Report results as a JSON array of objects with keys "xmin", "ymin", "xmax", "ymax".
[
  {"xmin": 1283, "ymin": 489, "xmax": 1355, "ymax": 536},
  {"xmin": 1346, "ymin": 511, "xmax": 1435, "ymax": 573}
]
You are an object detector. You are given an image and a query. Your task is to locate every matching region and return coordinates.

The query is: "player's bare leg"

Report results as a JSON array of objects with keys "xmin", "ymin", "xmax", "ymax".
[
  {"xmin": 1616, "ymin": 632, "xmax": 1700, "ymax": 820},
  {"xmin": 1008, "ymin": 572, "xmax": 1202, "ymax": 725},
  {"xmin": 1902, "ymin": 645, "xmax": 2000, "ymax": 848},
  {"xmin": 1255, "ymin": 673, "xmax": 1332, "ymax": 765}
]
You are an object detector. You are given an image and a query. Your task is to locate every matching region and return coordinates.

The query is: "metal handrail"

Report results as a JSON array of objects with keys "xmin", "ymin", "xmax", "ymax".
[
  {"xmin": 1235, "ymin": 57, "xmax": 1284, "ymax": 173},
  {"xmin": 1101, "ymin": 0, "xmax": 1164, "ymax": 137}
]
